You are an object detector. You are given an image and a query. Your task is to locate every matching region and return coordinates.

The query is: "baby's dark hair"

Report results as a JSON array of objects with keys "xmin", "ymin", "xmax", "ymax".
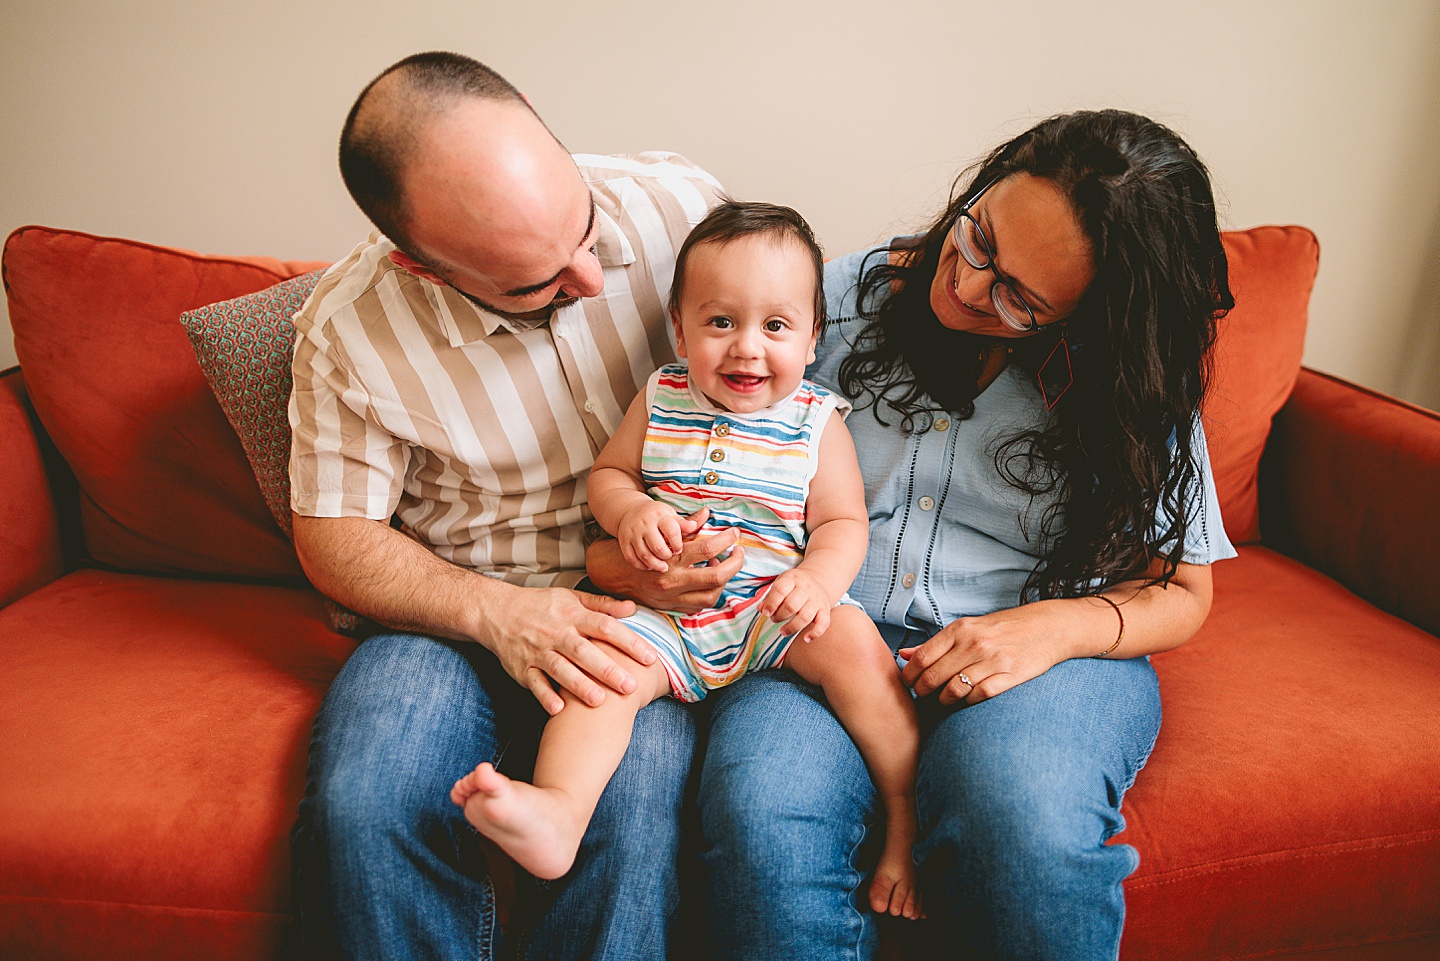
[{"xmin": 669, "ymin": 200, "xmax": 827, "ymax": 328}]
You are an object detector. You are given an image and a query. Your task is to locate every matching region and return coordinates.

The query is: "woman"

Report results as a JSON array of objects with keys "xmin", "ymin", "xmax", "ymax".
[{"xmin": 589, "ymin": 109, "xmax": 1236, "ymax": 960}]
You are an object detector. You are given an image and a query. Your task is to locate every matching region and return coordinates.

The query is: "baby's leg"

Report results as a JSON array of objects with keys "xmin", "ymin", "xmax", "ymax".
[
  {"xmin": 451, "ymin": 642, "xmax": 672, "ymax": 880},
  {"xmin": 784, "ymin": 605, "xmax": 923, "ymax": 919}
]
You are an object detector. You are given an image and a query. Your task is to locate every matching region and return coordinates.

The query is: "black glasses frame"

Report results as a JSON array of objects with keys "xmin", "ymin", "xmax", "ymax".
[{"xmin": 950, "ymin": 178, "xmax": 1040, "ymax": 333}]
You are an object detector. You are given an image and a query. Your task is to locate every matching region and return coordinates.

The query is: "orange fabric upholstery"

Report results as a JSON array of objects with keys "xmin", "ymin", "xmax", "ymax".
[
  {"xmin": 0, "ymin": 369, "xmax": 63, "ymax": 607},
  {"xmin": 0, "ymin": 571, "xmax": 353, "ymax": 960},
  {"xmin": 1202, "ymin": 226, "xmax": 1318, "ymax": 545},
  {"xmin": 2, "ymin": 226, "xmax": 327, "ymax": 580},
  {"xmin": 1262, "ymin": 369, "xmax": 1440, "ymax": 637},
  {"xmin": 1120, "ymin": 547, "xmax": 1440, "ymax": 959}
]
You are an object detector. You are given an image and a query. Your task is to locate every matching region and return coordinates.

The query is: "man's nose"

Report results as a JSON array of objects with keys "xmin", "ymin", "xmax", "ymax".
[{"xmin": 558, "ymin": 247, "xmax": 604, "ymax": 299}]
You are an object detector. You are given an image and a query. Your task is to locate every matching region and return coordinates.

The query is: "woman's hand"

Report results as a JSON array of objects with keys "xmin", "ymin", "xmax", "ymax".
[
  {"xmin": 900, "ymin": 602, "xmax": 1077, "ymax": 707},
  {"xmin": 899, "ymin": 565, "xmax": 1213, "ymax": 706}
]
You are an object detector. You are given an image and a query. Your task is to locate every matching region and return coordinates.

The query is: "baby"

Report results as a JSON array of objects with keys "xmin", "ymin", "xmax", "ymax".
[{"xmin": 451, "ymin": 201, "xmax": 922, "ymax": 919}]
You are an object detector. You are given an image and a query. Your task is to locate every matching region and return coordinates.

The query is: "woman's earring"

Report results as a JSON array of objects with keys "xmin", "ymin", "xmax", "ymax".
[{"xmin": 1037, "ymin": 333, "xmax": 1073, "ymax": 410}]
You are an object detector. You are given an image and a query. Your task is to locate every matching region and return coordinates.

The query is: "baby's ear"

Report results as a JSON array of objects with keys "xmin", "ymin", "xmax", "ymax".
[{"xmin": 670, "ymin": 307, "xmax": 688, "ymax": 358}]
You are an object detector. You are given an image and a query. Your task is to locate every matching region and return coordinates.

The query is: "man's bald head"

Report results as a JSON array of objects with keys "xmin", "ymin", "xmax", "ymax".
[
  {"xmin": 338, "ymin": 52, "xmax": 604, "ymax": 321},
  {"xmin": 339, "ymin": 51, "xmax": 539, "ymax": 259}
]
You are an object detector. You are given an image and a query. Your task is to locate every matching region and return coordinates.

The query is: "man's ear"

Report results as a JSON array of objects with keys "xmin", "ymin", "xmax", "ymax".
[
  {"xmin": 670, "ymin": 306, "xmax": 688, "ymax": 358},
  {"xmin": 388, "ymin": 249, "xmax": 446, "ymax": 286}
]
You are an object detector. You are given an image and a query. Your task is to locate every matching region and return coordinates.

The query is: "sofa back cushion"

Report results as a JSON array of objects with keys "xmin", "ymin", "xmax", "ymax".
[
  {"xmin": 3, "ymin": 223, "xmax": 1314, "ymax": 577},
  {"xmin": 1203, "ymin": 225, "xmax": 1318, "ymax": 545},
  {"xmin": 3, "ymin": 226, "xmax": 328, "ymax": 579}
]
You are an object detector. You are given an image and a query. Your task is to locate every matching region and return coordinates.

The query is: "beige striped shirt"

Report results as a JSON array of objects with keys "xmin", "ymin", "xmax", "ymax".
[{"xmin": 289, "ymin": 152, "xmax": 725, "ymax": 587}]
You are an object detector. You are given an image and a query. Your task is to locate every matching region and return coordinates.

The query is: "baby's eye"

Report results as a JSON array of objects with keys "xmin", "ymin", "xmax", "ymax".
[
  {"xmin": 764, "ymin": 318, "xmax": 787, "ymax": 333},
  {"xmin": 708, "ymin": 316, "xmax": 734, "ymax": 329}
]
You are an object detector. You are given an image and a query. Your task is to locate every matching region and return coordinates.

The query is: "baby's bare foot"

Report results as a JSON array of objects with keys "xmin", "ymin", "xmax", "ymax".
[
  {"xmin": 449, "ymin": 762, "xmax": 586, "ymax": 880},
  {"xmin": 868, "ymin": 803, "xmax": 924, "ymax": 920}
]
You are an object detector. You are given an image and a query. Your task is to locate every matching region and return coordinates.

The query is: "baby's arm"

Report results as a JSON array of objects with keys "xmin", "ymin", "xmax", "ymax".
[
  {"xmin": 760, "ymin": 415, "xmax": 869, "ymax": 640},
  {"xmin": 589, "ymin": 393, "xmax": 685, "ymax": 572}
]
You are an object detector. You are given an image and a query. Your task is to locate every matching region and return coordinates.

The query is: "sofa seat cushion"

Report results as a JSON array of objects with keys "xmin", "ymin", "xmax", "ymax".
[
  {"xmin": 0, "ymin": 571, "xmax": 353, "ymax": 961},
  {"xmin": 1119, "ymin": 546, "xmax": 1440, "ymax": 959}
]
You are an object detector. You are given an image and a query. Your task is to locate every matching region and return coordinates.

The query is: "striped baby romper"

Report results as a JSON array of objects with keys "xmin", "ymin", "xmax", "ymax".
[{"xmin": 620, "ymin": 363, "xmax": 853, "ymax": 702}]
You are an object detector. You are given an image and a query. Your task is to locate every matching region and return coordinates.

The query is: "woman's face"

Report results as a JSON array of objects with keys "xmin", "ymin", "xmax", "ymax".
[{"xmin": 928, "ymin": 173, "xmax": 1095, "ymax": 338}]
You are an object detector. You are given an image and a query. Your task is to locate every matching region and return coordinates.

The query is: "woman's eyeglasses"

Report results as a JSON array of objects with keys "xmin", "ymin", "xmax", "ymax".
[{"xmin": 950, "ymin": 178, "xmax": 1040, "ymax": 333}]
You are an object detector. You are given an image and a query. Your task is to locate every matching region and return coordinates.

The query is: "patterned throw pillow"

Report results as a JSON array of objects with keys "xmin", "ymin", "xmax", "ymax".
[{"xmin": 180, "ymin": 271, "xmax": 362, "ymax": 634}]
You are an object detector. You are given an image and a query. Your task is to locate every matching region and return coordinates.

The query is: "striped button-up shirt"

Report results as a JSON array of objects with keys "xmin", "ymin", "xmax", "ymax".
[{"xmin": 288, "ymin": 152, "xmax": 725, "ymax": 586}]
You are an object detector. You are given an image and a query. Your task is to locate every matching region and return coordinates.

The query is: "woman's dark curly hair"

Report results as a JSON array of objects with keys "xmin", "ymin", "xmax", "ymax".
[{"xmin": 839, "ymin": 109, "xmax": 1234, "ymax": 600}]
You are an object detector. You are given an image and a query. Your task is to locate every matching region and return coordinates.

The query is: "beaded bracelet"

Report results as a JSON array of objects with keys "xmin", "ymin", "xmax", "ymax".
[{"xmin": 1094, "ymin": 595, "xmax": 1125, "ymax": 658}]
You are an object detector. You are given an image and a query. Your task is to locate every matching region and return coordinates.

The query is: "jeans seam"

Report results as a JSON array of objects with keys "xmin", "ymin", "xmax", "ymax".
[
  {"xmin": 843, "ymin": 822, "xmax": 872, "ymax": 961},
  {"xmin": 477, "ymin": 872, "xmax": 496, "ymax": 961}
]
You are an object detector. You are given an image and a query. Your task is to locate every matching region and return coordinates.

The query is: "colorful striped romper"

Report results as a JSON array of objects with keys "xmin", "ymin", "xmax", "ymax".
[{"xmin": 622, "ymin": 363, "xmax": 856, "ymax": 702}]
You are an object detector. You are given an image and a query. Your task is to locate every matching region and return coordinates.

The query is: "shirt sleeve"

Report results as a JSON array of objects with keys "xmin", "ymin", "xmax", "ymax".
[
  {"xmin": 1159, "ymin": 413, "xmax": 1238, "ymax": 565},
  {"xmin": 287, "ymin": 307, "xmax": 409, "ymax": 521}
]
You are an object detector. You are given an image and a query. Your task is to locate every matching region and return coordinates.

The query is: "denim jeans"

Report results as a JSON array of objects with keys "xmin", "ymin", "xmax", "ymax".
[
  {"xmin": 292, "ymin": 631, "xmax": 1154, "ymax": 960},
  {"xmin": 910, "ymin": 652, "xmax": 1163, "ymax": 961},
  {"xmin": 699, "ymin": 671, "xmax": 881, "ymax": 960},
  {"xmin": 697, "ymin": 655, "xmax": 1159, "ymax": 961},
  {"xmin": 291, "ymin": 632, "xmax": 699, "ymax": 961}
]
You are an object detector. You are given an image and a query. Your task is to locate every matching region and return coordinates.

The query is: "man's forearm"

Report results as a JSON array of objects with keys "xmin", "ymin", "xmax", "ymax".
[{"xmin": 292, "ymin": 513, "xmax": 503, "ymax": 649}]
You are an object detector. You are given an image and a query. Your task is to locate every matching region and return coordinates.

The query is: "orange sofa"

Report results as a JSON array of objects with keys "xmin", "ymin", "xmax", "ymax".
[{"xmin": 2, "ymin": 224, "xmax": 1437, "ymax": 960}]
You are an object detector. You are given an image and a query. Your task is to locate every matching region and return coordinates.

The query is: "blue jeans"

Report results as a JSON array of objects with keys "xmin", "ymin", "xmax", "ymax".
[
  {"xmin": 292, "ymin": 631, "xmax": 1154, "ymax": 960},
  {"xmin": 700, "ymin": 671, "xmax": 881, "ymax": 959},
  {"xmin": 291, "ymin": 632, "xmax": 698, "ymax": 961},
  {"xmin": 910, "ymin": 652, "xmax": 1162, "ymax": 961},
  {"xmin": 698, "ymin": 656, "xmax": 1158, "ymax": 961}
]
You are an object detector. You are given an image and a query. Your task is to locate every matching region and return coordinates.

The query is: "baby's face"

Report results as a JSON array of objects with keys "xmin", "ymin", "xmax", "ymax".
[{"xmin": 671, "ymin": 235, "xmax": 819, "ymax": 414}]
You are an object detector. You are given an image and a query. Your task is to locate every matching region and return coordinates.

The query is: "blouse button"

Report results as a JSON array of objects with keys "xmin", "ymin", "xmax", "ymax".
[
  {"xmin": 704, "ymin": 471, "xmax": 720, "ymax": 485},
  {"xmin": 715, "ymin": 423, "xmax": 730, "ymax": 437},
  {"xmin": 918, "ymin": 496, "xmax": 935, "ymax": 511},
  {"xmin": 709, "ymin": 449, "xmax": 726, "ymax": 462},
  {"xmin": 901, "ymin": 572, "xmax": 917, "ymax": 589},
  {"xmin": 934, "ymin": 418, "xmax": 950, "ymax": 432}
]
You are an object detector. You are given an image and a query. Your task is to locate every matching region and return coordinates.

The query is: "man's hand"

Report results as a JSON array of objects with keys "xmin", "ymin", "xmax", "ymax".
[
  {"xmin": 586, "ymin": 508, "xmax": 744, "ymax": 613},
  {"xmin": 291, "ymin": 513, "xmax": 656, "ymax": 717},
  {"xmin": 476, "ymin": 584, "xmax": 651, "ymax": 716},
  {"xmin": 759, "ymin": 568, "xmax": 834, "ymax": 643},
  {"xmin": 617, "ymin": 500, "xmax": 685, "ymax": 572}
]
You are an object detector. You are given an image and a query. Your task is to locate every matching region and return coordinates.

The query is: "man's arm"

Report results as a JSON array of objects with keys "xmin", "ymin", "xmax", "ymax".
[{"xmin": 293, "ymin": 513, "xmax": 655, "ymax": 715}]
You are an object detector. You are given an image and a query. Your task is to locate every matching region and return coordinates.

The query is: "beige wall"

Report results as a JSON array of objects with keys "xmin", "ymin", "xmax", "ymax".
[{"xmin": 3, "ymin": 0, "xmax": 1437, "ymax": 409}]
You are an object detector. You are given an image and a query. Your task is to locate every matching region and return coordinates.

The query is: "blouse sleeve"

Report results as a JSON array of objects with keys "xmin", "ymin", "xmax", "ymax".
[{"xmin": 1160, "ymin": 414, "xmax": 1238, "ymax": 565}]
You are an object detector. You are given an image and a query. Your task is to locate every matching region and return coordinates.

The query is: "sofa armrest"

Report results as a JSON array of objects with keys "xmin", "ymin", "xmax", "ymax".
[
  {"xmin": 1260, "ymin": 367, "xmax": 1440, "ymax": 636},
  {"xmin": 0, "ymin": 367, "xmax": 66, "ymax": 606}
]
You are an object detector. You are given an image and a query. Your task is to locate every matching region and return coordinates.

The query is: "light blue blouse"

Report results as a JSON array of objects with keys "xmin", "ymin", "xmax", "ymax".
[{"xmin": 807, "ymin": 246, "xmax": 1236, "ymax": 639}]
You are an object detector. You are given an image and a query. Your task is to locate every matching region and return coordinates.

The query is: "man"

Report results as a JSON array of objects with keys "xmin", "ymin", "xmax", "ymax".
[{"xmin": 287, "ymin": 51, "xmax": 738, "ymax": 959}]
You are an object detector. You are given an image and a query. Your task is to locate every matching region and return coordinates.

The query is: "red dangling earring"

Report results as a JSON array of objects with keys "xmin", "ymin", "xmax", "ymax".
[{"xmin": 1037, "ymin": 333, "xmax": 1073, "ymax": 410}]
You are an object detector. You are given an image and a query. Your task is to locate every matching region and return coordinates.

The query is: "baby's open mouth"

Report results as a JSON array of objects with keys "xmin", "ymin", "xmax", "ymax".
[{"xmin": 722, "ymin": 373, "xmax": 767, "ymax": 390}]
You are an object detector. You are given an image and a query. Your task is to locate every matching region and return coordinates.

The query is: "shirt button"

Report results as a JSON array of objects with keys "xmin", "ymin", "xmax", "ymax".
[
  {"xmin": 704, "ymin": 471, "xmax": 720, "ymax": 485},
  {"xmin": 709, "ymin": 449, "xmax": 725, "ymax": 462},
  {"xmin": 918, "ymin": 496, "xmax": 935, "ymax": 511},
  {"xmin": 714, "ymin": 422, "xmax": 730, "ymax": 437},
  {"xmin": 582, "ymin": 400, "xmax": 595, "ymax": 413},
  {"xmin": 934, "ymin": 418, "xmax": 950, "ymax": 432},
  {"xmin": 553, "ymin": 324, "xmax": 567, "ymax": 339},
  {"xmin": 901, "ymin": 572, "xmax": 917, "ymax": 589}
]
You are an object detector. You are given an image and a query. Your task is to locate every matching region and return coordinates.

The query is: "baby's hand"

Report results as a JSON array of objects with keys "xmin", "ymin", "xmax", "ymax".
[
  {"xmin": 618, "ymin": 500, "xmax": 685, "ymax": 572},
  {"xmin": 761, "ymin": 569, "xmax": 834, "ymax": 643}
]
